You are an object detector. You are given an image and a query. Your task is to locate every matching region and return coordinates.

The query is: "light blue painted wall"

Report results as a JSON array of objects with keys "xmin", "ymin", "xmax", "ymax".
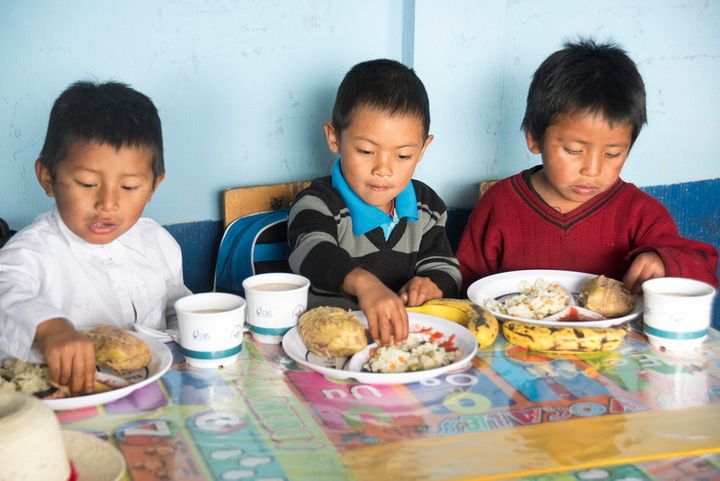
[{"xmin": 2, "ymin": 0, "xmax": 719, "ymax": 227}]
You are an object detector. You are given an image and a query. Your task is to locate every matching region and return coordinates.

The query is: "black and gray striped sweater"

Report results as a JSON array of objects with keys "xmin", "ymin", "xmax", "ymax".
[{"xmin": 288, "ymin": 176, "xmax": 461, "ymax": 304}]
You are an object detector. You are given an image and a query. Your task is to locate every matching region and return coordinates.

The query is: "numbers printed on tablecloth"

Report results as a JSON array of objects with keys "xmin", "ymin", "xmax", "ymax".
[{"xmin": 121, "ymin": 419, "xmax": 173, "ymax": 438}]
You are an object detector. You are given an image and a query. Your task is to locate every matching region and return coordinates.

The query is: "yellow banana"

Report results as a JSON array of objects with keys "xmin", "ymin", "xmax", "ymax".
[
  {"xmin": 502, "ymin": 321, "xmax": 627, "ymax": 352},
  {"xmin": 407, "ymin": 298, "xmax": 472, "ymax": 324},
  {"xmin": 407, "ymin": 299, "xmax": 499, "ymax": 348}
]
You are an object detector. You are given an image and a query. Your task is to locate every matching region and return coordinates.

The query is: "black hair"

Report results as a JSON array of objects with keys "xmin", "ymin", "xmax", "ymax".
[
  {"xmin": 522, "ymin": 38, "xmax": 647, "ymax": 146},
  {"xmin": 38, "ymin": 81, "xmax": 164, "ymax": 184},
  {"xmin": 331, "ymin": 59, "xmax": 430, "ymax": 138}
]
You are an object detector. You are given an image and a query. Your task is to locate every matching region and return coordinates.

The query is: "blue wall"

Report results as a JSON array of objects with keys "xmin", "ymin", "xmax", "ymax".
[{"xmin": 1, "ymin": 1, "xmax": 718, "ymax": 321}]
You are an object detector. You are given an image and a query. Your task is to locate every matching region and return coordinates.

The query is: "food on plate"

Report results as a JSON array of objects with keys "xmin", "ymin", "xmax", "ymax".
[
  {"xmin": 408, "ymin": 298, "xmax": 498, "ymax": 348},
  {"xmin": 363, "ymin": 327, "xmax": 460, "ymax": 373},
  {"xmin": 502, "ymin": 320, "xmax": 627, "ymax": 352},
  {"xmin": 85, "ymin": 325, "xmax": 152, "ymax": 373},
  {"xmin": 0, "ymin": 358, "xmax": 122, "ymax": 399},
  {"xmin": 484, "ymin": 278, "xmax": 572, "ymax": 319},
  {"xmin": 0, "ymin": 359, "xmax": 64, "ymax": 398},
  {"xmin": 407, "ymin": 298, "xmax": 479, "ymax": 325},
  {"xmin": 298, "ymin": 307, "xmax": 368, "ymax": 357},
  {"xmin": 577, "ymin": 275, "xmax": 635, "ymax": 318}
]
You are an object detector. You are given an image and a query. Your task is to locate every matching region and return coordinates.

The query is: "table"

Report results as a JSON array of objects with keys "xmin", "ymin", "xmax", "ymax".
[{"xmin": 58, "ymin": 327, "xmax": 720, "ymax": 481}]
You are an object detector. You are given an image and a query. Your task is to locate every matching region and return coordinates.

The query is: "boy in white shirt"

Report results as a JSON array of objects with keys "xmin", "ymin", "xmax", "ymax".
[{"xmin": 0, "ymin": 81, "xmax": 190, "ymax": 394}]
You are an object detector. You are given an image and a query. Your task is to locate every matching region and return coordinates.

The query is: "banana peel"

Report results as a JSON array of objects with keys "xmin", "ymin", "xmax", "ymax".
[{"xmin": 407, "ymin": 298, "xmax": 499, "ymax": 348}]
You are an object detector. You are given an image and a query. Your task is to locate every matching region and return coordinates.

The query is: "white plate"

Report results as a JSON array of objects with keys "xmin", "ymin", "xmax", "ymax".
[
  {"xmin": 44, "ymin": 331, "xmax": 172, "ymax": 411},
  {"xmin": 281, "ymin": 311, "xmax": 478, "ymax": 385},
  {"xmin": 466, "ymin": 269, "xmax": 642, "ymax": 328}
]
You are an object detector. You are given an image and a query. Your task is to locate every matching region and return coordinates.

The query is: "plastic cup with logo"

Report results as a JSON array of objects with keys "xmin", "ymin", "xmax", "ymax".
[
  {"xmin": 174, "ymin": 292, "xmax": 246, "ymax": 368},
  {"xmin": 242, "ymin": 273, "xmax": 310, "ymax": 344},
  {"xmin": 642, "ymin": 277, "xmax": 716, "ymax": 351}
]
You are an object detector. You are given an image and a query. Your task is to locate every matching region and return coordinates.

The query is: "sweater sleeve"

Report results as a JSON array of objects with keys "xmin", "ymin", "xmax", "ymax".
[
  {"xmin": 456, "ymin": 186, "xmax": 505, "ymax": 294},
  {"xmin": 287, "ymin": 187, "xmax": 359, "ymax": 294},
  {"xmin": 415, "ymin": 209, "xmax": 461, "ymax": 298},
  {"xmin": 628, "ymin": 192, "xmax": 718, "ymax": 287}
]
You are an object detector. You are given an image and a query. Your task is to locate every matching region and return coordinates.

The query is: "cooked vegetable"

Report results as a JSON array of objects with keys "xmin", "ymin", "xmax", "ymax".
[
  {"xmin": 298, "ymin": 307, "xmax": 367, "ymax": 357},
  {"xmin": 85, "ymin": 325, "xmax": 152, "ymax": 373},
  {"xmin": 577, "ymin": 275, "xmax": 635, "ymax": 318}
]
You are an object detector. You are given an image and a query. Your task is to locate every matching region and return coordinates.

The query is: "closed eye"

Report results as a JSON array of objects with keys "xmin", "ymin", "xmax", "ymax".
[
  {"xmin": 357, "ymin": 148, "xmax": 373, "ymax": 156},
  {"xmin": 564, "ymin": 148, "xmax": 582, "ymax": 155},
  {"xmin": 76, "ymin": 181, "xmax": 96, "ymax": 188},
  {"xmin": 606, "ymin": 152, "xmax": 623, "ymax": 159},
  {"xmin": 122, "ymin": 185, "xmax": 141, "ymax": 191}
]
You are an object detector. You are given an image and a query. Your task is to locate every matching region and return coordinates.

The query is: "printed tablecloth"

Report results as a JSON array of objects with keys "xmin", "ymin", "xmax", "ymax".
[{"xmin": 58, "ymin": 329, "xmax": 720, "ymax": 481}]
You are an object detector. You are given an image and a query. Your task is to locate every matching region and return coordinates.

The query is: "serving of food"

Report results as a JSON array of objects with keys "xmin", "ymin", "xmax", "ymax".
[
  {"xmin": 467, "ymin": 270, "xmax": 642, "ymax": 328},
  {"xmin": 0, "ymin": 325, "xmax": 173, "ymax": 410},
  {"xmin": 362, "ymin": 328, "xmax": 460, "ymax": 374},
  {"xmin": 283, "ymin": 307, "xmax": 478, "ymax": 384}
]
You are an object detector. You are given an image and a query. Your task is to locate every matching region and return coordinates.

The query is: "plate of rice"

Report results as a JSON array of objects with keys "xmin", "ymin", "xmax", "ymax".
[
  {"xmin": 467, "ymin": 269, "xmax": 642, "ymax": 328},
  {"xmin": 282, "ymin": 312, "xmax": 478, "ymax": 385}
]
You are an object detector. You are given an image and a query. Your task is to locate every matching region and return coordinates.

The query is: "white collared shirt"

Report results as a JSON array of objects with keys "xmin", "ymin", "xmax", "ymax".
[{"xmin": 0, "ymin": 208, "xmax": 191, "ymax": 360}]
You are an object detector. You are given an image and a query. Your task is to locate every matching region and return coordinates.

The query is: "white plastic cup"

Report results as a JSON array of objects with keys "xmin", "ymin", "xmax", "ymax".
[
  {"xmin": 642, "ymin": 277, "xmax": 716, "ymax": 351},
  {"xmin": 174, "ymin": 292, "xmax": 246, "ymax": 368},
  {"xmin": 242, "ymin": 273, "xmax": 310, "ymax": 344}
]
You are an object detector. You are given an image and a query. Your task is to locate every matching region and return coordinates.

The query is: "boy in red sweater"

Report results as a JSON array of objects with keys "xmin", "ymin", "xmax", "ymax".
[{"xmin": 457, "ymin": 38, "xmax": 718, "ymax": 293}]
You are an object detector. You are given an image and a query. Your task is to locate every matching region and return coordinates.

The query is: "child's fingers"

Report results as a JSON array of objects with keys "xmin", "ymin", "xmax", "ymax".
[
  {"xmin": 393, "ymin": 307, "xmax": 409, "ymax": 342},
  {"xmin": 378, "ymin": 314, "xmax": 392, "ymax": 346},
  {"xmin": 367, "ymin": 314, "xmax": 380, "ymax": 345},
  {"xmin": 83, "ymin": 348, "xmax": 96, "ymax": 394},
  {"xmin": 70, "ymin": 353, "xmax": 88, "ymax": 394},
  {"xmin": 46, "ymin": 352, "xmax": 62, "ymax": 386}
]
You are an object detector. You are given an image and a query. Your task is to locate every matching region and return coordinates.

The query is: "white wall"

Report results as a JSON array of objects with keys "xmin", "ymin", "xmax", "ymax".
[{"xmin": 2, "ymin": 0, "xmax": 718, "ymax": 228}]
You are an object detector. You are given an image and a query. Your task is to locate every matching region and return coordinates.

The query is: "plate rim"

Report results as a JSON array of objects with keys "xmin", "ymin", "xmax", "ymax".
[
  {"xmin": 282, "ymin": 311, "xmax": 478, "ymax": 385},
  {"xmin": 466, "ymin": 269, "xmax": 641, "ymax": 328},
  {"xmin": 43, "ymin": 330, "xmax": 172, "ymax": 410}
]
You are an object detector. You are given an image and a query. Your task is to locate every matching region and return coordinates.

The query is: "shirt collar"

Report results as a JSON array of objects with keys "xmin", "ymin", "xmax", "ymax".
[
  {"xmin": 50, "ymin": 207, "xmax": 146, "ymax": 256},
  {"xmin": 331, "ymin": 158, "xmax": 418, "ymax": 237}
]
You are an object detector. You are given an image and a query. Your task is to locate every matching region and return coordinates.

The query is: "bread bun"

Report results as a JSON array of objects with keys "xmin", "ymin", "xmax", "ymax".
[{"xmin": 298, "ymin": 307, "xmax": 367, "ymax": 356}]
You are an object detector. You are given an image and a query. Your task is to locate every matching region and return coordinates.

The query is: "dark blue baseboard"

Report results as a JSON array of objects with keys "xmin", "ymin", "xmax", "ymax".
[{"xmin": 166, "ymin": 178, "xmax": 720, "ymax": 327}]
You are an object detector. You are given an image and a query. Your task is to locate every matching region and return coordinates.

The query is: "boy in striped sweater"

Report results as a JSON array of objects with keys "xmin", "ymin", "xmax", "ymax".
[{"xmin": 288, "ymin": 59, "xmax": 461, "ymax": 345}]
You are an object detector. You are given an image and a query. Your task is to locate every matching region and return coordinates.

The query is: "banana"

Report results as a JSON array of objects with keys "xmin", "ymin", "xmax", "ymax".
[
  {"xmin": 502, "ymin": 321, "xmax": 627, "ymax": 352},
  {"xmin": 407, "ymin": 299, "xmax": 499, "ymax": 348}
]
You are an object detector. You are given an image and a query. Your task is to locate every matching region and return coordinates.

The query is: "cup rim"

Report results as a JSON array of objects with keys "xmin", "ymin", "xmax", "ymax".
[
  {"xmin": 241, "ymin": 272, "xmax": 310, "ymax": 291},
  {"xmin": 175, "ymin": 292, "xmax": 246, "ymax": 313},
  {"xmin": 641, "ymin": 277, "xmax": 716, "ymax": 298}
]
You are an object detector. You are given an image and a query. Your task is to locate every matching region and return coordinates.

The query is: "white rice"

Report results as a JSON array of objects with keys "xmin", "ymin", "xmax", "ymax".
[
  {"xmin": 0, "ymin": 359, "xmax": 53, "ymax": 395},
  {"xmin": 363, "ymin": 330, "xmax": 460, "ymax": 373},
  {"xmin": 484, "ymin": 278, "xmax": 571, "ymax": 320}
]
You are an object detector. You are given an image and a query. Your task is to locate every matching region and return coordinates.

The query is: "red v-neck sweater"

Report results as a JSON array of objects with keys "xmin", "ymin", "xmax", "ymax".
[{"xmin": 457, "ymin": 168, "xmax": 718, "ymax": 292}]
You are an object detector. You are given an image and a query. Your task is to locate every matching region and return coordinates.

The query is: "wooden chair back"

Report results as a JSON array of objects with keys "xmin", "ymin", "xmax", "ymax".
[{"xmin": 223, "ymin": 180, "xmax": 311, "ymax": 228}]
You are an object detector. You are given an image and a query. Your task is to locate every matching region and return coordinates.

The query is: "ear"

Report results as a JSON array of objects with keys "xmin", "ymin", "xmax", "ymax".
[
  {"xmin": 34, "ymin": 158, "xmax": 55, "ymax": 198},
  {"xmin": 419, "ymin": 134, "xmax": 434, "ymax": 160},
  {"xmin": 525, "ymin": 130, "xmax": 542, "ymax": 154},
  {"xmin": 323, "ymin": 122, "xmax": 340, "ymax": 155},
  {"xmin": 147, "ymin": 172, "xmax": 165, "ymax": 203}
]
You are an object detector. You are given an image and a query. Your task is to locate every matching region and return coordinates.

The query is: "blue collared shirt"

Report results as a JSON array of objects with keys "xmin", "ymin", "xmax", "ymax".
[{"xmin": 331, "ymin": 159, "xmax": 418, "ymax": 239}]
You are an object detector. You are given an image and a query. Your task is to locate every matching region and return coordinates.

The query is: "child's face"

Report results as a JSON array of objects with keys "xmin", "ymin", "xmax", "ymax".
[
  {"xmin": 35, "ymin": 140, "xmax": 163, "ymax": 244},
  {"xmin": 324, "ymin": 106, "xmax": 432, "ymax": 213},
  {"xmin": 526, "ymin": 111, "xmax": 633, "ymax": 213}
]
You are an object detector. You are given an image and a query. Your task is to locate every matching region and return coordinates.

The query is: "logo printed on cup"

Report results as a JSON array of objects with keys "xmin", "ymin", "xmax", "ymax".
[
  {"xmin": 192, "ymin": 329, "xmax": 210, "ymax": 341},
  {"xmin": 256, "ymin": 306, "xmax": 272, "ymax": 318}
]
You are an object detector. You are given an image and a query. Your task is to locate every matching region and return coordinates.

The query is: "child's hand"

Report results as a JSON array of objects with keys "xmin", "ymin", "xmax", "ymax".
[
  {"xmin": 624, "ymin": 251, "xmax": 666, "ymax": 294},
  {"xmin": 35, "ymin": 318, "xmax": 96, "ymax": 395},
  {"xmin": 343, "ymin": 268, "xmax": 409, "ymax": 345},
  {"xmin": 399, "ymin": 276, "xmax": 443, "ymax": 307}
]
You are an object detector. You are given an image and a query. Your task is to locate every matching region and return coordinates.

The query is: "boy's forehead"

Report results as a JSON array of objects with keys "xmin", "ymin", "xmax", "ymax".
[
  {"xmin": 343, "ymin": 105, "xmax": 426, "ymax": 138},
  {"xmin": 61, "ymin": 139, "xmax": 155, "ymax": 169}
]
